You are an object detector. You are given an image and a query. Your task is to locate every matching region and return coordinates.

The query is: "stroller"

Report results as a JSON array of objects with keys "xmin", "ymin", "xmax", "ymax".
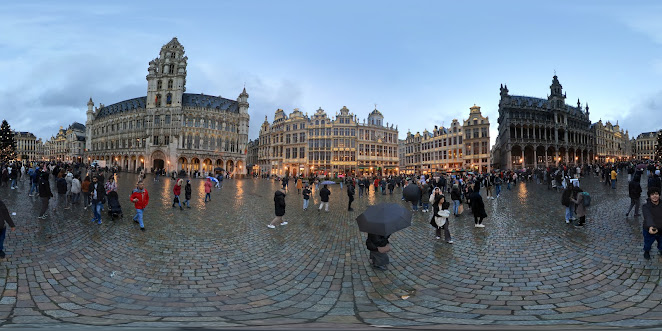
[{"xmin": 107, "ymin": 191, "xmax": 123, "ymax": 218}]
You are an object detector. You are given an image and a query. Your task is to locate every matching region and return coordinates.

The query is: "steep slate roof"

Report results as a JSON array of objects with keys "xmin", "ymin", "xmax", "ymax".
[
  {"xmin": 69, "ymin": 122, "xmax": 86, "ymax": 131},
  {"xmin": 96, "ymin": 93, "xmax": 238, "ymax": 119},
  {"xmin": 509, "ymin": 95, "xmax": 584, "ymax": 116}
]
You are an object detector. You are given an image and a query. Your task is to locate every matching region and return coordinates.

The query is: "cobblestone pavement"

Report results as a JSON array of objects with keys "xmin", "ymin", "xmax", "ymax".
[{"xmin": 2, "ymin": 171, "xmax": 662, "ymax": 329}]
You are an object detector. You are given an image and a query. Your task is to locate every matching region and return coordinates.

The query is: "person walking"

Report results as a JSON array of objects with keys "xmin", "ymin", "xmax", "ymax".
[
  {"xmin": 28, "ymin": 166, "xmax": 38, "ymax": 197},
  {"xmin": 268, "ymin": 188, "xmax": 287, "ymax": 229},
  {"xmin": 430, "ymin": 193, "xmax": 452, "ymax": 243},
  {"xmin": 0, "ymin": 198, "xmax": 17, "ymax": 259},
  {"xmin": 358, "ymin": 178, "xmax": 365, "ymax": 198},
  {"xmin": 318, "ymin": 184, "xmax": 331, "ymax": 212},
  {"xmin": 65, "ymin": 170, "xmax": 73, "ymax": 207},
  {"xmin": 130, "ymin": 180, "xmax": 149, "ymax": 231},
  {"xmin": 570, "ymin": 181, "xmax": 587, "ymax": 227},
  {"xmin": 37, "ymin": 172, "xmax": 53, "ymax": 219},
  {"xmin": 89, "ymin": 175, "xmax": 106, "ymax": 225},
  {"xmin": 56, "ymin": 173, "xmax": 68, "ymax": 210},
  {"xmin": 172, "ymin": 179, "xmax": 184, "ymax": 210},
  {"xmin": 183, "ymin": 180, "xmax": 192, "ymax": 208},
  {"xmin": 642, "ymin": 187, "xmax": 662, "ymax": 260},
  {"xmin": 302, "ymin": 184, "xmax": 311, "ymax": 210},
  {"xmin": 204, "ymin": 178, "xmax": 213, "ymax": 202},
  {"xmin": 611, "ymin": 168, "xmax": 618, "ymax": 189},
  {"xmin": 494, "ymin": 175, "xmax": 503, "ymax": 198},
  {"xmin": 366, "ymin": 233, "xmax": 391, "ymax": 270},
  {"xmin": 627, "ymin": 174, "xmax": 643, "ymax": 217},
  {"xmin": 470, "ymin": 189, "xmax": 487, "ymax": 228},
  {"xmin": 347, "ymin": 182, "xmax": 355, "ymax": 211}
]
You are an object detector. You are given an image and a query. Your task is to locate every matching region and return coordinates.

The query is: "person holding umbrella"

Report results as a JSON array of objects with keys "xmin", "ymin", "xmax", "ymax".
[{"xmin": 357, "ymin": 203, "xmax": 412, "ymax": 271}]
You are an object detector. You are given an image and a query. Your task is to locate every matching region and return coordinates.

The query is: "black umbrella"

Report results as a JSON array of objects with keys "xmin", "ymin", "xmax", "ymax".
[
  {"xmin": 356, "ymin": 203, "xmax": 412, "ymax": 236},
  {"xmin": 215, "ymin": 167, "xmax": 225, "ymax": 172},
  {"xmin": 402, "ymin": 184, "xmax": 421, "ymax": 202}
]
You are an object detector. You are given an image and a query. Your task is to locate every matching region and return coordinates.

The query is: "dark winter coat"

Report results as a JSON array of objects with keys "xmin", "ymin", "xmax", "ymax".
[
  {"xmin": 0, "ymin": 198, "xmax": 16, "ymax": 230},
  {"xmin": 274, "ymin": 190, "xmax": 286, "ymax": 216},
  {"xmin": 38, "ymin": 174, "xmax": 53, "ymax": 198},
  {"xmin": 470, "ymin": 192, "xmax": 487, "ymax": 218},
  {"xmin": 366, "ymin": 233, "xmax": 390, "ymax": 252},
  {"xmin": 629, "ymin": 180, "xmax": 642, "ymax": 199},
  {"xmin": 320, "ymin": 187, "xmax": 331, "ymax": 202},
  {"xmin": 185, "ymin": 183, "xmax": 192, "ymax": 200},
  {"xmin": 561, "ymin": 188, "xmax": 573, "ymax": 207},
  {"xmin": 450, "ymin": 187, "xmax": 461, "ymax": 201},
  {"xmin": 56, "ymin": 177, "xmax": 67, "ymax": 194},
  {"xmin": 90, "ymin": 182, "xmax": 106, "ymax": 204},
  {"xmin": 302, "ymin": 188, "xmax": 311, "ymax": 200},
  {"xmin": 643, "ymin": 199, "xmax": 662, "ymax": 231},
  {"xmin": 347, "ymin": 185, "xmax": 355, "ymax": 197}
]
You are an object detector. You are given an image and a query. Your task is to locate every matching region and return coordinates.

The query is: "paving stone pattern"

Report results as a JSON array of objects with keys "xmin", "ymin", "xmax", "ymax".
[{"xmin": 1, "ymin": 172, "xmax": 662, "ymax": 328}]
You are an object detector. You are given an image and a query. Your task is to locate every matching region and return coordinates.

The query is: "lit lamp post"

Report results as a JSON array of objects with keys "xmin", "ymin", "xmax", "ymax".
[{"xmin": 167, "ymin": 160, "xmax": 170, "ymax": 173}]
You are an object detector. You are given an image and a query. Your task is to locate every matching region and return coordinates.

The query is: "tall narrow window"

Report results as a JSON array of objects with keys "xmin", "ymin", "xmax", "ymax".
[
  {"xmin": 166, "ymin": 93, "xmax": 172, "ymax": 105},
  {"xmin": 157, "ymin": 80, "xmax": 162, "ymax": 90},
  {"xmin": 155, "ymin": 94, "xmax": 162, "ymax": 107},
  {"xmin": 168, "ymin": 79, "xmax": 173, "ymax": 89}
]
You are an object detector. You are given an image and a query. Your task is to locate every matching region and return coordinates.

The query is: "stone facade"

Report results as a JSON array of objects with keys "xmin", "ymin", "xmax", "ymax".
[
  {"xmin": 492, "ymin": 75, "xmax": 595, "ymax": 170},
  {"xmin": 44, "ymin": 122, "xmax": 84, "ymax": 162},
  {"xmin": 13, "ymin": 131, "xmax": 43, "ymax": 162},
  {"xmin": 85, "ymin": 38, "xmax": 250, "ymax": 175},
  {"xmin": 592, "ymin": 120, "xmax": 631, "ymax": 163},
  {"xmin": 246, "ymin": 139, "xmax": 259, "ymax": 175},
  {"xmin": 634, "ymin": 131, "xmax": 660, "ymax": 160},
  {"xmin": 257, "ymin": 106, "xmax": 399, "ymax": 177},
  {"xmin": 403, "ymin": 105, "xmax": 490, "ymax": 175}
]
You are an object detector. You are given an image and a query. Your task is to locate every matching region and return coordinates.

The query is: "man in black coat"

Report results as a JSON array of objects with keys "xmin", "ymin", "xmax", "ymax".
[
  {"xmin": 642, "ymin": 187, "xmax": 662, "ymax": 260},
  {"xmin": 38, "ymin": 172, "xmax": 53, "ymax": 219},
  {"xmin": 268, "ymin": 188, "xmax": 287, "ymax": 228},
  {"xmin": 318, "ymin": 184, "xmax": 331, "ymax": 212},
  {"xmin": 347, "ymin": 183, "xmax": 355, "ymax": 211},
  {"xmin": 89, "ymin": 175, "xmax": 106, "ymax": 225},
  {"xmin": 0, "ymin": 198, "xmax": 16, "ymax": 258},
  {"xmin": 627, "ymin": 175, "xmax": 643, "ymax": 217}
]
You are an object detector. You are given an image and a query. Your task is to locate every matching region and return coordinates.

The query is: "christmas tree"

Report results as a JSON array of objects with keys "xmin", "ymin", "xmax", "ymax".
[
  {"xmin": 656, "ymin": 130, "xmax": 662, "ymax": 162},
  {"xmin": 0, "ymin": 120, "xmax": 16, "ymax": 162}
]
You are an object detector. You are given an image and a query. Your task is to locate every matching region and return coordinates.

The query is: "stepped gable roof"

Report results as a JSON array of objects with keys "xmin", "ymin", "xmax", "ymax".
[
  {"xmin": 96, "ymin": 96, "xmax": 147, "ymax": 118},
  {"xmin": 182, "ymin": 93, "xmax": 238, "ymax": 112}
]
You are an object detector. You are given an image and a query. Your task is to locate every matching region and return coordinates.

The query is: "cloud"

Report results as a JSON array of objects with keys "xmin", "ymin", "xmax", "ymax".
[{"xmin": 619, "ymin": 90, "xmax": 662, "ymax": 136}]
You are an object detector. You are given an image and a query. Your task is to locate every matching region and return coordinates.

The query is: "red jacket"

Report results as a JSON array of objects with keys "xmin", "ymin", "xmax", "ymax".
[
  {"xmin": 129, "ymin": 189, "xmax": 149, "ymax": 210},
  {"xmin": 173, "ymin": 184, "xmax": 181, "ymax": 196},
  {"xmin": 204, "ymin": 180, "xmax": 212, "ymax": 193}
]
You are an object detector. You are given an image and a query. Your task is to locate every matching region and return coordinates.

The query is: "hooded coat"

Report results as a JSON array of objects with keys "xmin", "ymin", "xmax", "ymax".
[
  {"xmin": 470, "ymin": 192, "xmax": 487, "ymax": 218},
  {"xmin": 274, "ymin": 190, "xmax": 286, "ymax": 216}
]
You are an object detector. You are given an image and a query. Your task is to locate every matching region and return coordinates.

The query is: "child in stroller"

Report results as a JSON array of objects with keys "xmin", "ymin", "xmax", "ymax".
[{"xmin": 107, "ymin": 191, "xmax": 123, "ymax": 218}]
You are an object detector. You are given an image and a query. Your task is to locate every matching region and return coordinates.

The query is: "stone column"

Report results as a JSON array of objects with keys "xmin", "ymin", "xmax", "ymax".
[
  {"xmin": 534, "ymin": 148, "xmax": 538, "ymax": 169},
  {"xmin": 521, "ymin": 149, "xmax": 525, "ymax": 169},
  {"xmin": 544, "ymin": 148, "xmax": 548, "ymax": 167}
]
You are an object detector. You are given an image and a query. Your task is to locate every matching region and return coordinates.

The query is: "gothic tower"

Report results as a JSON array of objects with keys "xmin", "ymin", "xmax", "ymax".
[
  {"xmin": 548, "ymin": 75, "xmax": 566, "ymax": 109},
  {"xmin": 146, "ymin": 37, "xmax": 188, "ymax": 110}
]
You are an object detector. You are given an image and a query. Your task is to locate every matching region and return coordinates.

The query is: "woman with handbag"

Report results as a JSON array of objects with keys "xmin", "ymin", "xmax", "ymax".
[
  {"xmin": 430, "ymin": 194, "xmax": 452, "ymax": 243},
  {"xmin": 366, "ymin": 233, "xmax": 391, "ymax": 270}
]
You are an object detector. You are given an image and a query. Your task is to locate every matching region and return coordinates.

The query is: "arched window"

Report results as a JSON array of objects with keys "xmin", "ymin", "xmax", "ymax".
[
  {"xmin": 155, "ymin": 94, "xmax": 162, "ymax": 107},
  {"xmin": 194, "ymin": 136, "xmax": 200, "ymax": 149},
  {"xmin": 166, "ymin": 93, "xmax": 172, "ymax": 105},
  {"xmin": 169, "ymin": 66, "xmax": 174, "ymax": 74},
  {"xmin": 157, "ymin": 80, "xmax": 162, "ymax": 90},
  {"xmin": 168, "ymin": 79, "xmax": 173, "ymax": 89}
]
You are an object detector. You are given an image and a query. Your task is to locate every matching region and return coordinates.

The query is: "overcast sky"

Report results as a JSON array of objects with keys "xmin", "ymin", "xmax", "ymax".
[{"xmin": 1, "ymin": 0, "xmax": 662, "ymax": 146}]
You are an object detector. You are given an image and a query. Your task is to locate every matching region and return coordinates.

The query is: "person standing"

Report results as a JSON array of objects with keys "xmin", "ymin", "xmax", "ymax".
[
  {"xmin": 89, "ymin": 175, "xmax": 106, "ymax": 225},
  {"xmin": 56, "ymin": 173, "xmax": 68, "ymax": 211},
  {"xmin": 28, "ymin": 166, "xmax": 38, "ymax": 197},
  {"xmin": 302, "ymin": 184, "xmax": 311, "ymax": 210},
  {"xmin": 347, "ymin": 182, "xmax": 355, "ymax": 211},
  {"xmin": 366, "ymin": 233, "xmax": 391, "ymax": 270},
  {"xmin": 172, "ymin": 179, "xmax": 184, "ymax": 210},
  {"xmin": 611, "ymin": 168, "xmax": 618, "ymax": 189},
  {"xmin": 0, "ymin": 198, "xmax": 17, "ymax": 258},
  {"xmin": 204, "ymin": 177, "xmax": 212, "ymax": 202},
  {"xmin": 570, "ymin": 181, "xmax": 586, "ymax": 227},
  {"xmin": 627, "ymin": 174, "xmax": 643, "ymax": 217},
  {"xmin": 318, "ymin": 184, "xmax": 331, "ymax": 212},
  {"xmin": 268, "ymin": 188, "xmax": 287, "ymax": 229},
  {"xmin": 71, "ymin": 174, "xmax": 81, "ymax": 207},
  {"xmin": 561, "ymin": 183, "xmax": 575, "ymax": 224},
  {"xmin": 81, "ymin": 176, "xmax": 91, "ymax": 209},
  {"xmin": 430, "ymin": 194, "xmax": 452, "ymax": 243},
  {"xmin": 358, "ymin": 178, "xmax": 365, "ymax": 198},
  {"xmin": 494, "ymin": 175, "xmax": 503, "ymax": 198},
  {"xmin": 183, "ymin": 179, "xmax": 192, "ymax": 208},
  {"xmin": 130, "ymin": 180, "xmax": 149, "ymax": 231},
  {"xmin": 450, "ymin": 184, "xmax": 462, "ymax": 216},
  {"xmin": 37, "ymin": 172, "xmax": 53, "ymax": 219},
  {"xmin": 296, "ymin": 178, "xmax": 303, "ymax": 194},
  {"xmin": 470, "ymin": 189, "xmax": 487, "ymax": 228},
  {"xmin": 642, "ymin": 187, "xmax": 662, "ymax": 260}
]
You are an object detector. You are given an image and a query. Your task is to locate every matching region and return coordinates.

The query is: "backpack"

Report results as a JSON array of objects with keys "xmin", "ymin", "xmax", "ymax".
[{"xmin": 581, "ymin": 192, "xmax": 591, "ymax": 207}]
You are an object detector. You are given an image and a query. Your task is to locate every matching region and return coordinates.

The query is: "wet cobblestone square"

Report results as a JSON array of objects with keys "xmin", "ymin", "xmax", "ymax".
[{"xmin": 1, "ymin": 172, "xmax": 662, "ymax": 329}]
